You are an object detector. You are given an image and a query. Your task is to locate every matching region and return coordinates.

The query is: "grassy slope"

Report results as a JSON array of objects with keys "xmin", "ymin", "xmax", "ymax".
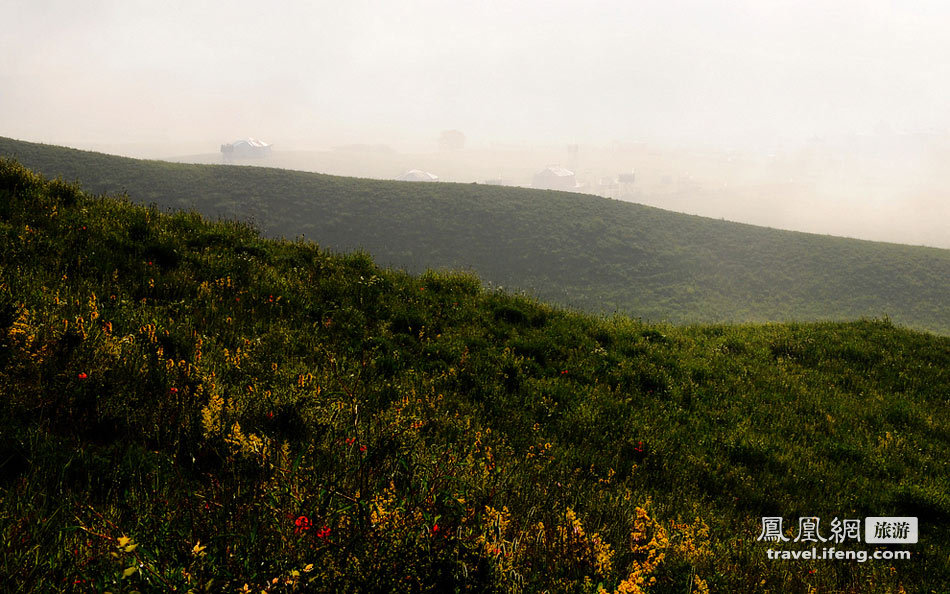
[
  {"xmin": 2, "ymin": 159, "xmax": 949, "ymax": 592},
  {"xmin": 1, "ymin": 136, "xmax": 948, "ymax": 336}
]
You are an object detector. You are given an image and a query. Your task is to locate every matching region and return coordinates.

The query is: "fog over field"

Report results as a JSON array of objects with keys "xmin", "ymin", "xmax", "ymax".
[{"xmin": 3, "ymin": 0, "xmax": 949, "ymax": 247}]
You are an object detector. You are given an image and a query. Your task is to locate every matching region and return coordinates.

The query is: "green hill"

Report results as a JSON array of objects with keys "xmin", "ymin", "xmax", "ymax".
[
  {"xmin": 1, "ymin": 136, "xmax": 947, "ymax": 335},
  {"xmin": 2, "ymin": 159, "xmax": 948, "ymax": 592}
]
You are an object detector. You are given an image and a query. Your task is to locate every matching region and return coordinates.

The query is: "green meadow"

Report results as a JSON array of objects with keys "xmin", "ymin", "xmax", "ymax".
[
  {"xmin": 1, "ymin": 159, "xmax": 948, "ymax": 591},
  {"xmin": 1, "ymin": 136, "xmax": 947, "ymax": 336}
]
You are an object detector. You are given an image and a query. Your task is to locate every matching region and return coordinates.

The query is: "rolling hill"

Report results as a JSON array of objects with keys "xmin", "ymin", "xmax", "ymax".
[
  {"xmin": 1, "ymin": 135, "xmax": 948, "ymax": 335},
  {"xmin": 1, "ymin": 159, "xmax": 948, "ymax": 591}
]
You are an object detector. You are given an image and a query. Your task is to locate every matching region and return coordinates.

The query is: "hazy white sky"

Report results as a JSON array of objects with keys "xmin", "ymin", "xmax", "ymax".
[{"xmin": 4, "ymin": 0, "xmax": 950, "ymax": 150}]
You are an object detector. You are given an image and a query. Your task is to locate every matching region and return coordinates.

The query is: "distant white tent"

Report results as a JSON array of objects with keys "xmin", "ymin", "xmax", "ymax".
[
  {"xmin": 397, "ymin": 169, "xmax": 439, "ymax": 182},
  {"xmin": 221, "ymin": 138, "xmax": 272, "ymax": 159},
  {"xmin": 532, "ymin": 166, "xmax": 576, "ymax": 191}
]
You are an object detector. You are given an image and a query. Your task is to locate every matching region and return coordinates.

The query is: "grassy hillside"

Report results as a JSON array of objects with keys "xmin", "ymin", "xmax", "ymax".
[
  {"xmin": 1, "ymin": 136, "xmax": 948, "ymax": 335},
  {"xmin": 2, "ymin": 159, "xmax": 949, "ymax": 592}
]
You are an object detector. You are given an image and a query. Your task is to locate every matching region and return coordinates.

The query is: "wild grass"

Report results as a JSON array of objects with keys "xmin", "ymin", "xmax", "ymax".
[{"xmin": 1, "ymin": 159, "xmax": 948, "ymax": 592}]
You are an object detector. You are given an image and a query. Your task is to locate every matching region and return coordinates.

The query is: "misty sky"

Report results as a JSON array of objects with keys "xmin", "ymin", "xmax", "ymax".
[
  {"xmin": 4, "ymin": 0, "xmax": 950, "ymax": 149},
  {"xmin": 2, "ymin": 0, "xmax": 950, "ymax": 248}
]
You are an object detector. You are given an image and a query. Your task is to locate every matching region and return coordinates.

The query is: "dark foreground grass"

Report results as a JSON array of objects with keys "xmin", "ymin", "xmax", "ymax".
[{"xmin": 1, "ymin": 159, "xmax": 948, "ymax": 592}]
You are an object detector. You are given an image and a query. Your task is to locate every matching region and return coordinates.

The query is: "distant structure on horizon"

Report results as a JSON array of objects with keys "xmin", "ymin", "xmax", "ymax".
[
  {"xmin": 532, "ymin": 166, "xmax": 576, "ymax": 191},
  {"xmin": 618, "ymin": 172, "xmax": 636, "ymax": 195},
  {"xmin": 221, "ymin": 138, "xmax": 272, "ymax": 160},
  {"xmin": 397, "ymin": 169, "xmax": 439, "ymax": 182}
]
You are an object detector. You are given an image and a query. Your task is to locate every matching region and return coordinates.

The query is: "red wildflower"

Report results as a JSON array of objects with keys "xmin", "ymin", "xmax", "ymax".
[
  {"xmin": 432, "ymin": 523, "xmax": 439, "ymax": 533},
  {"xmin": 169, "ymin": 387, "xmax": 178, "ymax": 393},
  {"xmin": 560, "ymin": 369, "xmax": 568, "ymax": 375},
  {"xmin": 345, "ymin": 437, "xmax": 355, "ymax": 446},
  {"xmin": 316, "ymin": 525, "xmax": 331, "ymax": 539},
  {"xmin": 295, "ymin": 516, "xmax": 311, "ymax": 533},
  {"xmin": 77, "ymin": 372, "xmax": 87, "ymax": 380},
  {"xmin": 359, "ymin": 445, "xmax": 367, "ymax": 453}
]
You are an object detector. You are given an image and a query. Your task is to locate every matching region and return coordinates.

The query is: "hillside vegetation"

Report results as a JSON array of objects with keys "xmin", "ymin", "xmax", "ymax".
[
  {"xmin": 1, "ymin": 136, "xmax": 948, "ymax": 335},
  {"xmin": 2, "ymin": 159, "xmax": 949, "ymax": 592}
]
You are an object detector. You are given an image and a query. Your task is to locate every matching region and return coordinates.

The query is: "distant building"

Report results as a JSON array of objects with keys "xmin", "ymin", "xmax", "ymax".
[
  {"xmin": 221, "ymin": 138, "xmax": 272, "ymax": 160},
  {"xmin": 618, "ymin": 172, "xmax": 636, "ymax": 196},
  {"xmin": 532, "ymin": 166, "xmax": 576, "ymax": 191},
  {"xmin": 397, "ymin": 169, "xmax": 439, "ymax": 182},
  {"xmin": 596, "ymin": 176, "xmax": 620, "ymax": 198}
]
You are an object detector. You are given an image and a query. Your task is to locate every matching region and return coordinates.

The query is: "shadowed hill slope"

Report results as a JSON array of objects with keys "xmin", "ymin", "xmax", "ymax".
[{"xmin": 1, "ymin": 136, "xmax": 947, "ymax": 334}]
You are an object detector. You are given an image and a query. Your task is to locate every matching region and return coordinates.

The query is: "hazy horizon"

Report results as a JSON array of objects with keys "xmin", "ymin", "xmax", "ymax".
[{"xmin": 3, "ymin": 0, "xmax": 949, "ymax": 248}]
